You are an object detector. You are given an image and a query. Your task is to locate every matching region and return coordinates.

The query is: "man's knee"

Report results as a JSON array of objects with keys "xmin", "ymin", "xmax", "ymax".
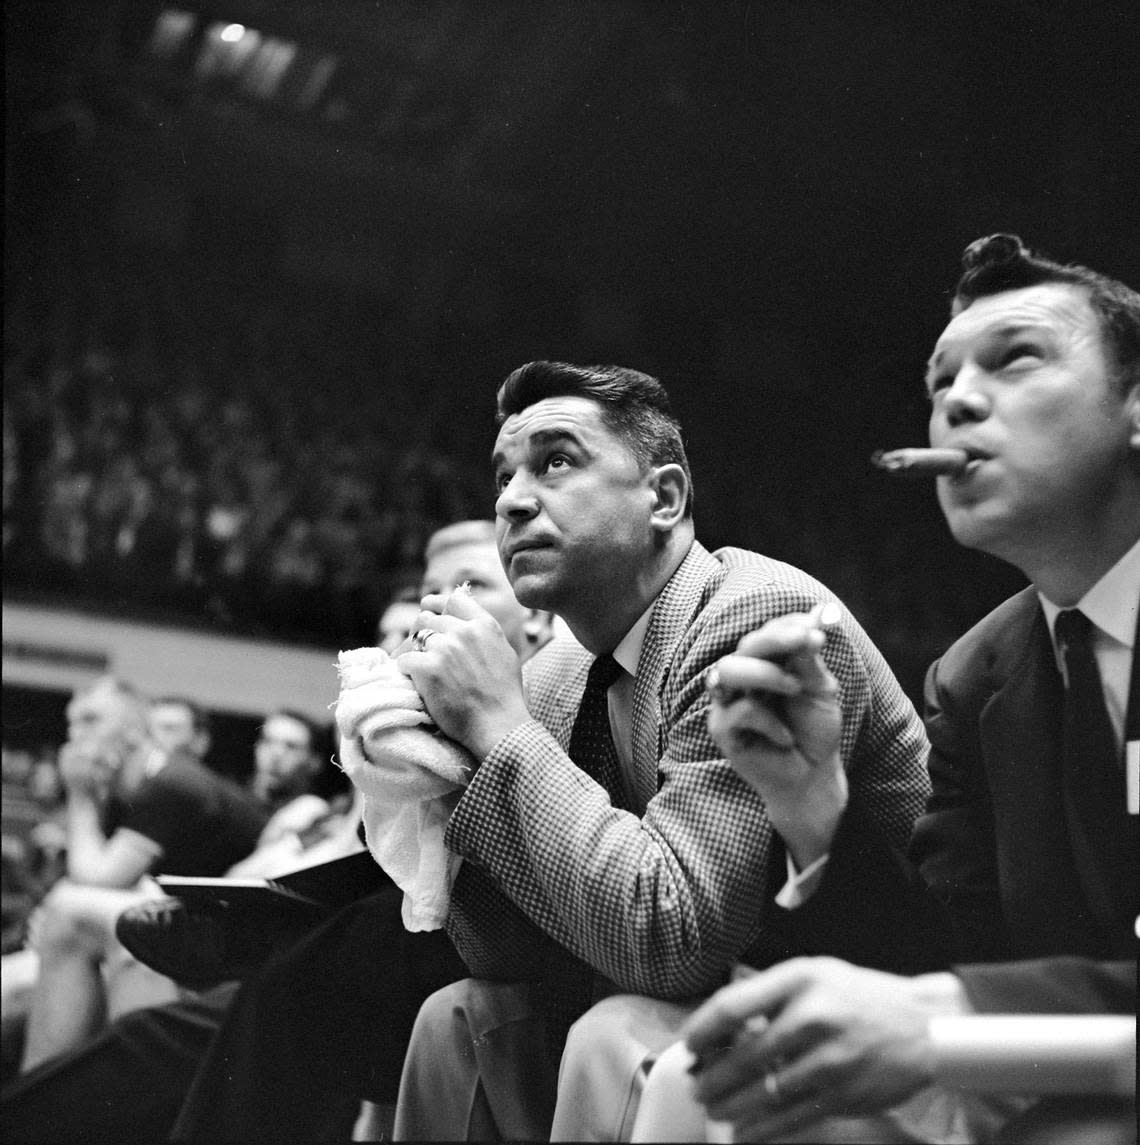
[
  {"xmin": 561, "ymin": 993, "xmax": 635, "ymax": 1079},
  {"xmin": 563, "ymin": 993, "xmax": 692, "ymax": 1072},
  {"xmin": 407, "ymin": 979, "xmax": 471, "ymax": 1051},
  {"xmin": 410, "ymin": 978, "xmax": 531, "ymax": 1046}
]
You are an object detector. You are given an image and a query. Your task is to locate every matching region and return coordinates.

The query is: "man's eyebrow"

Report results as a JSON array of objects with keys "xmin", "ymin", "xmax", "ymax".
[
  {"xmin": 926, "ymin": 322, "xmax": 1052, "ymax": 378},
  {"xmin": 527, "ymin": 428, "xmax": 582, "ymax": 449},
  {"xmin": 491, "ymin": 427, "xmax": 582, "ymax": 469}
]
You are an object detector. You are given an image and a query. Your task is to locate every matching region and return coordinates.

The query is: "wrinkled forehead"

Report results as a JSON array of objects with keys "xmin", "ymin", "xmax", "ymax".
[
  {"xmin": 492, "ymin": 395, "xmax": 610, "ymax": 462},
  {"xmin": 933, "ymin": 283, "xmax": 1099, "ymax": 359}
]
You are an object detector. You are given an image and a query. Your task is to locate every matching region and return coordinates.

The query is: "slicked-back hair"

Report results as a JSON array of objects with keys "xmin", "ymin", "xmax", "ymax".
[
  {"xmin": 952, "ymin": 234, "xmax": 1140, "ymax": 394},
  {"xmin": 495, "ymin": 360, "xmax": 694, "ymax": 516}
]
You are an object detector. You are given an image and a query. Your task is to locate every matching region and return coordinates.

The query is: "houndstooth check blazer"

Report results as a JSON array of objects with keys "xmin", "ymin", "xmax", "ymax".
[{"xmin": 444, "ymin": 540, "xmax": 930, "ymax": 1001}]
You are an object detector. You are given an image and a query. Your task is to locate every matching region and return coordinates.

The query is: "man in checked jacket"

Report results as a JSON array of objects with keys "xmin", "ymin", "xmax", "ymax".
[
  {"xmin": 169, "ymin": 360, "xmax": 927, "ymax": 1143},
  {"xmin": 387, "ymin": 360, "xmax": 931, "ymax": 1140}
]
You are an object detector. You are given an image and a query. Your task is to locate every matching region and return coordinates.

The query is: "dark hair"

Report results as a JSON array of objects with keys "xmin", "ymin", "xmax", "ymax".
[
  {"xmin": 952, "ymin": 234, "xmax": 1140, "ymax": 394},
  {"xmin": 496, "ymin": 361, "xmax": 694, "ymax": 516},
  {"xmin": 152, "ymin": 695, "xmax": 211, "ymax": 737}
]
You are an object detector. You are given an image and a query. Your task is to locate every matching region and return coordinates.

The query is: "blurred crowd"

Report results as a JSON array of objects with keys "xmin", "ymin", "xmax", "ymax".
[
  {"xmin": 3, "ymin": 239, "xmax": 484, "ymax": 649},
  {"xmin": 1, "ymin": 745, "xmax": 66, "ymax": 958}
]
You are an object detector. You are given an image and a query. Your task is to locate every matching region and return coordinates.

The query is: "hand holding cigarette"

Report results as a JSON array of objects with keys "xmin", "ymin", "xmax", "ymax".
[{"xmin": 706, "ymin": 603, "xmax": 848, "ymax": 869}]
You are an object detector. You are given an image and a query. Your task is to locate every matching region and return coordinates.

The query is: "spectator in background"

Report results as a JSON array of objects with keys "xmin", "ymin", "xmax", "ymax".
[
  {"xmin": 145, "ymin": 695, "xmax": 211, "ymax": 762},
  {"xmin": 417, "ymin": 518, "xmax": 556, "ymax": 661},
  {"xmin": 51, "ymin": 682, "xmax": 266, "ymax": 890},
  {"xmin": 0, "ymin": 716, "xmax": 365, "ymax": 1145},
  {"xmin": 228, "ymin": 710, "xmax": 341, "ymax": 878},
  {"xmin": 7, "ymin": 687, "xmax": 269, "ymax": 1072},
  {"xmin": 378, "ymin": 585, "xmax": 423, "ymax": 655},
  {"xmin": 0, "ymin": 520, "xmax": 543, "ymax": 1143}
]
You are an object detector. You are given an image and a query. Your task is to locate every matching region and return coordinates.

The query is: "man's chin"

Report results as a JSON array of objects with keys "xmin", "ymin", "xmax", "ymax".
[
  {"xmin": 942, "ymin": 504, "xmax": 1016, "ymax": 561},
  {"xmin": 507, "ymin": 571, "xmax": 558, "ymax": 612}
]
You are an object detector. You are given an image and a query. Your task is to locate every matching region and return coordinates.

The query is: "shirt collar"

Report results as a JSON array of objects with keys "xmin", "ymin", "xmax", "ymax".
[
  {"xmin": 1039, "ymin": 535, "xmax": 1140, "ymax": 651},
  {"xmin": 612, "ymin": 598, "xmax": 657, "ymax": 679},
  {"xmin": 143, "ymin": 746, "xmax": 170, "ymax": 779}
]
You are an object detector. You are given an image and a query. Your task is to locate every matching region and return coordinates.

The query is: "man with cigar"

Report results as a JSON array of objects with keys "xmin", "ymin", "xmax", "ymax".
[
  {"xmin": 167, "ymin": 361, "xmax": 929, "ymax": 1142},
  {"xmin": 634, "ymin": 235, "xmax": 1137, "ymax": 1143}
]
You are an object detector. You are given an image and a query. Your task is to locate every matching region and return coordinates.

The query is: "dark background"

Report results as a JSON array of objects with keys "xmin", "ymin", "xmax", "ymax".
[{"xmin": 5, "ymin": 0, "xmax": 1139, "ymax": 712}]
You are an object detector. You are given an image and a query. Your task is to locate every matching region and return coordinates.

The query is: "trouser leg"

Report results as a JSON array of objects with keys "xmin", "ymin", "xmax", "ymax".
[
  {"xmin": 171, "ymin": 885, "xmax": 468, "ymax": 1143},
  {"xmin": 0, "ymin": 983, "xmax": 237, "ymax": 1145},
  {"xmin": 394, "ymin": 978, "xmax": 557, "ymax": 1142},
  {"xmin": 550, "ymin": 993, "xmax": 695, "ymax": 1142}
]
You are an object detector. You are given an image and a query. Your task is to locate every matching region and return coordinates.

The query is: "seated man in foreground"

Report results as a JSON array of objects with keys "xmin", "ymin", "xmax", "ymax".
[
  {"xmin": 635, "ymin": 234, "xmax": 1136, "ymax": 1143},
  {"xmin": 385, "ymin": 359, "xmax": 933, "ymax": 1142}
]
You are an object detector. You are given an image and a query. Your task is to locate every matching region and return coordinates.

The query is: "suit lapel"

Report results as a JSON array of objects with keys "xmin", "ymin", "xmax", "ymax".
[
  {"xmin": 980, "ymin": 592, "xmax": 1125, "ymax": 953},
  {"xmin": 629, "ymin": 542, "xmax": 720, "ymax": 811},
  {"xmin": 979, "ymin": 594, "xmax": 1090, "ymax": 953}
]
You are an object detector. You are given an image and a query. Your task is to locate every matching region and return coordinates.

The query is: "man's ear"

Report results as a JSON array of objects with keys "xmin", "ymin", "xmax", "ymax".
[
  {"xmin": 1127, "ymin": 383, "xmax": 1140, "ymax": 450},
  {"xmin": 648, "ymin": 463, "xmax": 688, "ymax": 532}
]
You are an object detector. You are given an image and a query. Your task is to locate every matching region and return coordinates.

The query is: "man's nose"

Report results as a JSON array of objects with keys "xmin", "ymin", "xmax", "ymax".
[
  {"xmin": 939, "ymin": 366, "xmax": 991, "ymax": 428},
  {"xmin": 495, "ymin": 472, "xmax": 540, "ymax": 521}
]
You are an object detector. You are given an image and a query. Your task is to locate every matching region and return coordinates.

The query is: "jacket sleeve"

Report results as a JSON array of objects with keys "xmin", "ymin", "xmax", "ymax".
[
  {"xmin": 782, "ymin": 652, "xmax": 1010, "ymax": 971},
  {"xmin": 954, "ymin": 958, "xmax": 1136, "ymax": 1014}
]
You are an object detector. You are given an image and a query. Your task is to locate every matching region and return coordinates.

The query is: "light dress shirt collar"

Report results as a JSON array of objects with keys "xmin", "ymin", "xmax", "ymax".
[
  {"xmin": 604, "ymin": 598, "xmax": 658, "ymax": 810},
  {"xmin": 611, "ymin": 600, "xmax": 655, "ymax": 680},
  {"xmin": 1038, "ymin": 535, "xmax": 1139, "ymax": 749}
]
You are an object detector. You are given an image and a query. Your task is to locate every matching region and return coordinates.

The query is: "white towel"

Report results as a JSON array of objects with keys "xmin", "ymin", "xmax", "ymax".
[{"xmin": 333, "ymin": 646, "xmax": 473, "ymax": 931}]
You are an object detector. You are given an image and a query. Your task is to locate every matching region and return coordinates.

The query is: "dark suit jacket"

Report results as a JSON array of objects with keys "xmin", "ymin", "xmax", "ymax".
[{"xmin": 788, "ymin": 586, "xmax": 1136, "ymax": 1014}]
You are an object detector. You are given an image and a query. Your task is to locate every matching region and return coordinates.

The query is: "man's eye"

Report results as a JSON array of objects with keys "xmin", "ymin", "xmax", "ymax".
[
  {"xmin": 494, "ymin": 471, "xmax": 512, "ymax": 492},
  {"xmin": 544, "ymin": 454, "xmax": 571, "ymax": 474},
  {"xmin": 1002, "ymin": 344, "xmax": 1041, "ymax": 367}
]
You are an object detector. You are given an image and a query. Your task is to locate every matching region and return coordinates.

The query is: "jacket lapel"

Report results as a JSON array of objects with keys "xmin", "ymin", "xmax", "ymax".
[
  {"xmin": 629, "ymin": 541, "xmax": 720, "ymax": 811},
  {"xmin": 979, "ymin": 591, "xmax": 1122, "ymax": 953}
]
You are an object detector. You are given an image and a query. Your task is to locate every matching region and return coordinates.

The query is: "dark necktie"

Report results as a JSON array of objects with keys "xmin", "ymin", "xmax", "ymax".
[
  {"xmin": 1057, "ymin": 608, "xmax": 1118, "ymax": 778},
  {"xmin": 539, "ymin": 653, "xmax": 628, "ymax": 1059},
  {"xmin": 1054, "ymin": 608, "xmax": 1135, "ymax": 937},
  {"xmin": 567, "ymin": 652, "xmax": 629, "ymax": 810}
]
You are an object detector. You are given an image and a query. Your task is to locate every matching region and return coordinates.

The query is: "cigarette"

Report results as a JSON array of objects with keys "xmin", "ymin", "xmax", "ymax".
[{"xmin": 872, "ymin": 448, "xmax": 969, "ymax": 477}]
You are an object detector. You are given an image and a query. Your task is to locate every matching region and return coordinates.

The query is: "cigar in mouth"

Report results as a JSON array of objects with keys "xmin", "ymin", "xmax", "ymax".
[{"xmin": 871, "ymin": 447, "xmax": 969, "ymax": 477}]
